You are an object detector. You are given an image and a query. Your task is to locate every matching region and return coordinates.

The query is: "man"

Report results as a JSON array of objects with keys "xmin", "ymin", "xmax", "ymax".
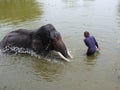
[{"xmin": 84, "ymin": 31, "xmax": 100, "ymax": 56}]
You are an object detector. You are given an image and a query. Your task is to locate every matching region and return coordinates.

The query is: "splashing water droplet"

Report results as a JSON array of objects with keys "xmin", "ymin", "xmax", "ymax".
[{"xmin": 0, "ymin": 46, "xmax": 64, "ymax": 63}]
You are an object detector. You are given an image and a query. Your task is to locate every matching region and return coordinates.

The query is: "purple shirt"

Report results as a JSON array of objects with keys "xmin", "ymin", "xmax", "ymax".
[{"xmin": 84, "ymin": 36, "xmax": 99, "ymax": 56}]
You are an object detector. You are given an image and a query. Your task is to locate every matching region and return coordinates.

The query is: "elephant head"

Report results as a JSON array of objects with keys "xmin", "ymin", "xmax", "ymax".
[
  {"xmin": 33, "ymin": 24, "xmax": 72, "ymax": 62},
  {"xmin": 50, "ymin": 31, "xmax": 72, "ymax": 61}
]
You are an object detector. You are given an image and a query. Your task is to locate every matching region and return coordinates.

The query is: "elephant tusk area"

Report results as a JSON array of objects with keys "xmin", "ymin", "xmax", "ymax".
[
  {"xmin": 67, "ymin": 50, "xmax": 73, "ymax": 59},
  {"xmin": 57, "ymin": 52, "xmax": 70, "ymax": 62}
]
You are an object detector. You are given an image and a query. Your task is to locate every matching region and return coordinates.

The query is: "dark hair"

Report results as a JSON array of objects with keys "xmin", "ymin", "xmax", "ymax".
[{"xmin": 84, "ymin": 31, "xmax": 90, "ymax": 37}]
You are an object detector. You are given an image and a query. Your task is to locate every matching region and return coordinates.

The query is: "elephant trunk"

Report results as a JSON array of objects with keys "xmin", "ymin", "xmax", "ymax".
[
  {"xmin": 50, "ymin": 30, "xmax": 72, "ymax": 62},
  {"xmin": 53, "ymin": 40, "xmax": 72, "ymax": 62}
]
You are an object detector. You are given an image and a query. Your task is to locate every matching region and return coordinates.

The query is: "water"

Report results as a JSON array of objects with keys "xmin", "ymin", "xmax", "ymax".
[{"xmin": 0, "ymin": 0, "xmax": 120, "ymax": 90}]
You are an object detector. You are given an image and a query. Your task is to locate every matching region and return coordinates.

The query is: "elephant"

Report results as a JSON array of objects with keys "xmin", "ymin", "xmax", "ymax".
[{"xmin": 0, "ymin": 24, "xmax": 72, "ymax": 62}]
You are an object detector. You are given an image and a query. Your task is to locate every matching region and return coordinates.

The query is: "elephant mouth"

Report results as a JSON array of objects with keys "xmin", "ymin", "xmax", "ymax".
[{"xmin": 32, "ymin": 43, "xmax": 38, "ymax": 50}]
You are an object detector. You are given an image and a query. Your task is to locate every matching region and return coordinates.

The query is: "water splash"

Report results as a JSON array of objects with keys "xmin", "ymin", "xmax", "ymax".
[
  {"xmin": 0, "ymin": 46, "xmax": 65, "ymax": 63},
  {"xmin": 0, "ymin": 45, "xmax": 41, "ymax": 58}
]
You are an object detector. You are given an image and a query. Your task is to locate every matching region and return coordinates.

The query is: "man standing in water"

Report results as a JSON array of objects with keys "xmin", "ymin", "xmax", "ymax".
[{"xmin": 84, "ymin": 31, "xmax": 100, "ymax": 56}]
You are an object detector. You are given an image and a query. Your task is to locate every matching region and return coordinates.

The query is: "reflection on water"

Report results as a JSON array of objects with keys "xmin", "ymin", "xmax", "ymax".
[
  {"xmin": 0, "ymin": 0, "xmax": 43, "ymax": 25},
  {"xmin": 117, "ymin": 1, "xmax": 120, "ymax": 27},
  {"xmin": 84, "ymin": 52, "xmax": 99, "ymax": 65},
  {"xmin": 32, "ymin": 59, "xmax": 65, "ymax": 82},
  {"xmin": 62, "ymin": 0, "xmax": 95, "ymax": 7},
  {"xmin": 84, "ymin": 0, "xmax": 95, "ymax": 1},
  {"xmin": 62, "ymin": 0, "xmax": 79, "ymax": 7},
  {"xmin": 0, "ymin": 53, "xmax": 65, "ymax": 83}
]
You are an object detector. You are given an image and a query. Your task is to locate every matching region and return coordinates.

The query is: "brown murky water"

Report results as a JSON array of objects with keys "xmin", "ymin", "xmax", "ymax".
[{"xmin": 0, "ymin": 0, "xmax": 120, "ymax": 90}]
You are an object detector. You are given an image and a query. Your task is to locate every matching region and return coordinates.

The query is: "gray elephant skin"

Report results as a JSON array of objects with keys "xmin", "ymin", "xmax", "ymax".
[{"xmin": 0, "ymin": 24, "xmax": 72, "ymax": 62}]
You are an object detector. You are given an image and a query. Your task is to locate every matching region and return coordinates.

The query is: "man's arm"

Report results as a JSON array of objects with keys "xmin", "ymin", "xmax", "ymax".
[
  {"xmin": 93, "ymin": 36, "xmax": 99, "ymax": 48},
  {"xmin": 84, "ymin": 39, "xmax": 89, "ymax": 47}
]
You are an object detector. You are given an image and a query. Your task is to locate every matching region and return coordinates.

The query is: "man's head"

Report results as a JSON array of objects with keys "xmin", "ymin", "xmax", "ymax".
[{"xmin": 84, "ymin": 31, "xmax": 90, "ymax": 38}]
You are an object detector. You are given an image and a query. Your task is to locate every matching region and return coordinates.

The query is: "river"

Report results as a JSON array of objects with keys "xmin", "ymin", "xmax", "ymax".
[{"xmin": 0, "ymin": 0, "xmax": 120, "ymax": 90}]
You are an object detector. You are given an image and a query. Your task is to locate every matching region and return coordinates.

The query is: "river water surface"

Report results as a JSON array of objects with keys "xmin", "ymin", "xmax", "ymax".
[{"xmin": 0, "ymin": 0, "xmax": 120, "ymax": 90}]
